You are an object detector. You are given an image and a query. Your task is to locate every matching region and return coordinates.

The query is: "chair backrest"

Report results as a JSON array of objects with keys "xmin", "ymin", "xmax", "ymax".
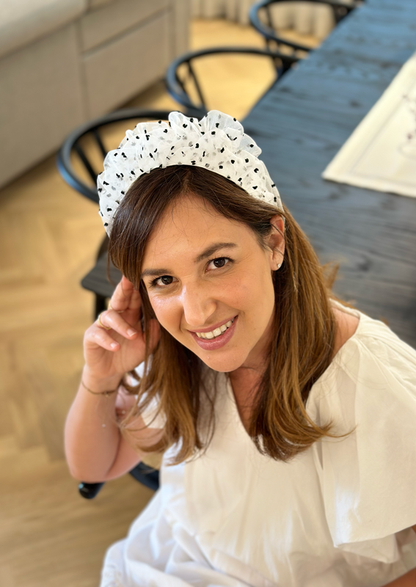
[
  {"xmin": 249, "ymin": 0, "xmax": 358, "ymax": 54},
  {"xmin": 57, "ymin": 108, "xmax": 175, "ymax": 204},
  {"xmin": 165, "ymin": 45, "xmax": 299, "ymax": 116}
]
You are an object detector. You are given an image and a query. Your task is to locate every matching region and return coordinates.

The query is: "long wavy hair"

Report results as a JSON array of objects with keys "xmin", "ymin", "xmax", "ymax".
[{"xmin": 109, "ymin": 165, "xmax": 344, "ymax": 463}]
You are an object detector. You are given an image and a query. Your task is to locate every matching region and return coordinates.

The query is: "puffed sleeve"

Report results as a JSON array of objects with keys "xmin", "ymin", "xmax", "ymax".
[{"xmin": 309, "ymin": 315, "xmax": 416, "ymax": 563}]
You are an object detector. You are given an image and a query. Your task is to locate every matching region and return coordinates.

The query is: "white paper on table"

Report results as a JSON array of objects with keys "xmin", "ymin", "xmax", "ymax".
[{"xmin": 322, "ymin": 51, "xmax": 416, "ymax": 198}]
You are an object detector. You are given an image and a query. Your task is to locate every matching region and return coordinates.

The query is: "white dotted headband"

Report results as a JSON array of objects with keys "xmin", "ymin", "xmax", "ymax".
[{"xmin": 97, "ymin": 110, "xmax": 283, "ymax": 235}]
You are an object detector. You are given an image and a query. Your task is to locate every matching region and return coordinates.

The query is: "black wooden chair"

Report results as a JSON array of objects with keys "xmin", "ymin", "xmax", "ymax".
[
  {"xmin": 57, "ymin": 108, "xmax": 173, "ymax": 319},
  {"xmin": 165, "ymin": 46, "xmax": 299, "ymax": 118},
  {"xmin": 249, "ymin": 0, "xmax": 359, "ymax": 55},
  {"xmin": 57, "ymin": 108, "xmax": 174, "ymax": 498}
]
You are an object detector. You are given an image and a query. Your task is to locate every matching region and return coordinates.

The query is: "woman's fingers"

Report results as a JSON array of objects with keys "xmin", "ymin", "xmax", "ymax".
[
  {"xmin": 88, "ymin": 316, "xmax": 160, "ymax": 354},
  {"xmin": 126, "ymin": 285, "xmax": 142, "ymax": 312},
  {"xmin": 85, "ymin": 324, "xmax": 121, "ymax": 352},
  {"xmin": 96, "ymin": 309, "xmax": 140, "ymax": 340},
  {"xmin": 108, "ymin": 276, "xmax": 141, "ymax": 314},
  {"xmin": 89, "ymin": 313, "xmax": 159, "ymax": 356}
]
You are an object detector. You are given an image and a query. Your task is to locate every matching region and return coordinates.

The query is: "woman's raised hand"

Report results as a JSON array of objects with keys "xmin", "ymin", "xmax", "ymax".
[{"xmin": 83, "ymin": 276, "xmax": 160, "ymax": 386}]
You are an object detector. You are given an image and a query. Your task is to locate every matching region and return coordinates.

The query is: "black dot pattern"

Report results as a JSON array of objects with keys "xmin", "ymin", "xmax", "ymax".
[{"xmin": 97, "ymin": 110, "xmax": 282, "ymax": 235}]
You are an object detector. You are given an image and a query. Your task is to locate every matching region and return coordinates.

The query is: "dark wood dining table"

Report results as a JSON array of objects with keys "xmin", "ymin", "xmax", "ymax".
[{"xmin": 243, "ymin": 0, "xmax": 416, "ymax": 348}]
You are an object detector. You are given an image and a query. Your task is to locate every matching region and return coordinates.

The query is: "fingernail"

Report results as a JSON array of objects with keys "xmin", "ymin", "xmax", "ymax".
[
  {"xmin": 110, "ymin": 342, "xmax": 119, "ymax": 349},
  {"xmin": 127, "ymin": 328, "xmax": 137, "ymax": 337}
]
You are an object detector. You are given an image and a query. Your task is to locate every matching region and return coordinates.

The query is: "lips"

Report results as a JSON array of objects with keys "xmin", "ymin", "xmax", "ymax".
[
  {"xmin": 195, "ymin": 318, "xmax": 235, "ymax": 339},
  {"xmin": 189, "ymin": 316, "xmax": 238, "ymax": 351},
  {"xmin": 189, "ymin": 316, "xmax": 235, "ymax": 334}
]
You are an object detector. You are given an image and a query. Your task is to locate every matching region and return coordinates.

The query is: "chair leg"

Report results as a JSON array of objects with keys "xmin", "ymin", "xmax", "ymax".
[
  {"xmin": 129, "ymin": 462, "xmax": 160, "ymax": 492},
  {"xmin": 95, "ymin": 294, "xmax": 108, "ymax": 320},
  {"xmin": 78, "ymin": 481, "xmax": 105, "ymax": 499},
  {"xmin": 93, "ymin": 236, "xmax": 110, "ymax": 320}
]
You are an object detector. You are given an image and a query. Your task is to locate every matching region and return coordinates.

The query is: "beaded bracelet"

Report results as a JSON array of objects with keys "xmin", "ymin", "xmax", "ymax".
[{"xmin": 81, "ymin": 379, "xmax": 119, "ymax": 398}]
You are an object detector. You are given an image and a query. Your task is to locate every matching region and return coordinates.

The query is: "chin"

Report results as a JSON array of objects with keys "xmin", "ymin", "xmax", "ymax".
[{"xmin": 195, "ymin": 350, "xmax": 249, "ymax": 374}]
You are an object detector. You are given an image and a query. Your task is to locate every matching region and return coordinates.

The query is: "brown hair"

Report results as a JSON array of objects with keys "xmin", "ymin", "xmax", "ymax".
[{"xmin": 109, "ymin": 165, "xmax": 342, "ymax": 463}]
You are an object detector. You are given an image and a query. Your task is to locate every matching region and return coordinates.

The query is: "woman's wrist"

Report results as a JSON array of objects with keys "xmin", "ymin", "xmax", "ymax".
[{"xmin": 81, "ymin": 366, "xmax": 123, "ymax": 394}]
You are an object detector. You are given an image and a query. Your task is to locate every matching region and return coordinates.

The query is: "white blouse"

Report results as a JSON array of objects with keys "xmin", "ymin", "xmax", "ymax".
[{"xmin": 100, "ymin": 305, "xmax": 416, "ymax": 587}]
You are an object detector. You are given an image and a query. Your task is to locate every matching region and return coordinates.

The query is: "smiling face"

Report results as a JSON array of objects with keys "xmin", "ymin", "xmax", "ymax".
[{"xmin": 141, "ymin": 193, "xmax": 283, "ymax": 374}]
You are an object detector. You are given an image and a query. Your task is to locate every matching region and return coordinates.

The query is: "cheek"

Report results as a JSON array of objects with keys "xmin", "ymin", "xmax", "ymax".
[
  {"xmin": 148, "ymin": 295, "xmax": 179, "ymax": 330},
  {"xmin": 240, "ymin": 271, "xmax": 275, "ymax": 326},
  {"xmin": 230, "ymin": 266, "xmax": 274, "ymax": 307}
]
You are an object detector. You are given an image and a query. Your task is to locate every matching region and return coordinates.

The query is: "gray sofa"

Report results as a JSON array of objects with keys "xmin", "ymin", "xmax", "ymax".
[{"xmin": 0, "ymin": 0, "xmax": 190, "ymax": 188}]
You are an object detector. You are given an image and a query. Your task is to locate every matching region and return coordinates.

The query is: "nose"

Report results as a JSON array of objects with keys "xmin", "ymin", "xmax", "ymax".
[{"xmin": 180, "ymin": 282, "xmax": 217, "ymax": 328}]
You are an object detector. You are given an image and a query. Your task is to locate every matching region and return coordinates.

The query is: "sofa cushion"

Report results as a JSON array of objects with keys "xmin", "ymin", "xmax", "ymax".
[
  {"xmin": 0, "ymin": 22, "xmax": 85, "ymax": 187},
  {"xmin": 80, "ymin": 0, "xmax": 168, "ymax": 53},
  {"xmin": 0, "ymin": 0, "xmax": 87, "ymax": 59},
  {"xmin": 88, "ymin": 0, "xmax": 118, "ymax": 8},
  {"xmin": 82, "ymin": 9, "xmax": 171, "ymax": 117}
]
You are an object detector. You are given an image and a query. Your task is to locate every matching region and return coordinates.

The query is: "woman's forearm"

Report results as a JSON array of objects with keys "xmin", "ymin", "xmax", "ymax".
[{"xmin": 64, "ymin": 366, "xmax": 123, "ymax": 482}]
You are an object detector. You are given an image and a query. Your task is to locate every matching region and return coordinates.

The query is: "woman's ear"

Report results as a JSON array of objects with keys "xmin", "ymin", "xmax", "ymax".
[{"xmin": 268, "ymin": 214, "xmax": 285, "ymax": 271}]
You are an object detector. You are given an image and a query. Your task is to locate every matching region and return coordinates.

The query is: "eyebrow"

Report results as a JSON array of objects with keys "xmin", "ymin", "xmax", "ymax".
[
  {"xmin": 140, "ymin": 242, "xmax": 238, "ymax": 279},
  {"xmin": 195, "ymin": 242, "xmax": 237, "ymax": 263}
]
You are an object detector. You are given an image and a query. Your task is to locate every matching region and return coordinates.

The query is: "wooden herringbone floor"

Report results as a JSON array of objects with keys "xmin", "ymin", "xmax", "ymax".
[{"xmin": 0, "ymin": 19, "xmax": 318, "ymax": 587}]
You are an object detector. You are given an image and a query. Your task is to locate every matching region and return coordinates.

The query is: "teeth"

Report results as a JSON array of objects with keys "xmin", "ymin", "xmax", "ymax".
[{"xmin": 196, "ymin": 318, "xmax": 234, "ymax": 340}]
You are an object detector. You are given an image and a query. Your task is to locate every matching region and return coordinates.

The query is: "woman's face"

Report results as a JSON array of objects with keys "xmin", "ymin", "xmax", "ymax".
[{"xmin": 141, "ymin": 194, "xmax": 283, "ymax": 374}]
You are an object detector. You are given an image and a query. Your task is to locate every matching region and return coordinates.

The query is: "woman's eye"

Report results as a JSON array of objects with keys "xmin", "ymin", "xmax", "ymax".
[
  {"xmin": 208, "ymin": 257, "xmax": 230, "ymax": 270},
  {"xmin": 151, "ymin": 275, "xmax": 173, "ymax": 288}
]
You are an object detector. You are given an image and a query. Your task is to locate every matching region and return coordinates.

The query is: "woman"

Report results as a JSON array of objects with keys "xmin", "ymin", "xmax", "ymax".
[{"xmin": 65, "ymin": 111, "xmax": 416, "ymax": 587}]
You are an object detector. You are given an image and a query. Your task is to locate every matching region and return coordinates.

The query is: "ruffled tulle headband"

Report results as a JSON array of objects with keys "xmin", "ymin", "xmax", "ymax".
[{"xmin": 97, "ymin": 110, "xmax": 283, "ymax": 235}]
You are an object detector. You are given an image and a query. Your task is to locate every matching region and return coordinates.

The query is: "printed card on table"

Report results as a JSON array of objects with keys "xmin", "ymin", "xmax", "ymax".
[{"xmin": 322, "ymin": 52, "xmax": 416, "ymax": 198}]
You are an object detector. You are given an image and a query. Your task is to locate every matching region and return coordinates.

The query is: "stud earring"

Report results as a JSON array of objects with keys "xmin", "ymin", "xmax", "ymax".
[{"xmin": 277, "ymin": 263, "xmax": 281, "ymax": 269}]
